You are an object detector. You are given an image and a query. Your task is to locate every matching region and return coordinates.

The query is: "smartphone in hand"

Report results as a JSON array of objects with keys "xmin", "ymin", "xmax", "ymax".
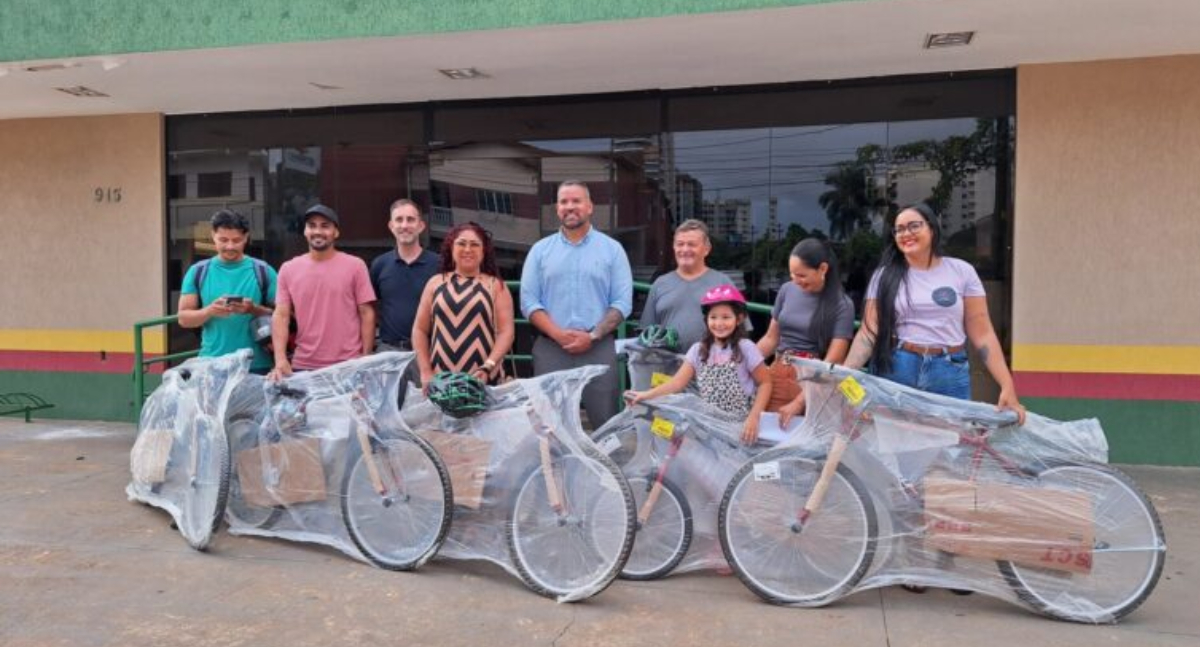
[{"xmin": 225, "ymin": 296, "xmax": 245, "ymax": 304}]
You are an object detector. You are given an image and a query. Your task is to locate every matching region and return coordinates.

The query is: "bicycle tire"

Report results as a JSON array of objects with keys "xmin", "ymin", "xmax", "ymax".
[
  {"xmin": 179, "ymin": 415, "xmax": 230, "ymax": 552},
  {"xmin": 622, "ymin": 476, "xmax": 693, "ymax": 580},
  {"xmin": 997, "ymin": 462, "xmax": 1166, "ymax": 623},
  {"xmin": 592, "ymin": 423, "xmax": 692, "ymax": 580},
  {"xmin": 224, "ymin": 414, "xmax": 283, "ymax": 530},
  {"xmin": 506, "ymin": 447, "xmax": 635, "ymax": 600},
  {"xmin": 719, "ymin": 447, "xmax": 877, "ymax": 606},
  {"xmin": 342, "ymin": 431, "xmax": 453, "ymax": 571}
]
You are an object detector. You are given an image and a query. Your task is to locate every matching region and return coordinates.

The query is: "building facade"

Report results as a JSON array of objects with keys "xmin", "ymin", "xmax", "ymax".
[{"xmin": 1, "ymin": 0, "xmax": 1198, "ymax": 465}]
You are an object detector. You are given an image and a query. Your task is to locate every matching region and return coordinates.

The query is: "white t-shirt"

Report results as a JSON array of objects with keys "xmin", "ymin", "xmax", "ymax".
[{"xmin": 866, "ymin": 257, "xmax": 985, "ymax": 347}]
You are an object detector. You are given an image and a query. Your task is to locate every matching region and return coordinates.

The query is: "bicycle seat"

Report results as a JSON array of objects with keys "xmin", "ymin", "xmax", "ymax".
[
  {"xmin": 959, "ymin": 409, "xmax": 1020, "ymax": 429},
  {"xmin": 269, "ymin": 383, "xmax": 309, "ymax": 399}
]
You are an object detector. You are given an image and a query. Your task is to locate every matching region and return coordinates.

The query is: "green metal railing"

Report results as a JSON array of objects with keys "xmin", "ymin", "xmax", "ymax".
[
  {"xmin": 132, "ymin": 315, "xmax": 198, "ymax": 421},
  {"xmin": 131, "ymin": 280, "xmax": 771, "ymax": 420}
]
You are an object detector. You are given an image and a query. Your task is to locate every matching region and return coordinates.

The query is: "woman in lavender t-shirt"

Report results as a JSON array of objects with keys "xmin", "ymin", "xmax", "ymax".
[
  {"xmin": 846, "ymin": 203, "xmax": 1024, "ymax": 596},
  {"xmin": 845, "ymin": 203, "xmax": 1025, "ymax": 423}
]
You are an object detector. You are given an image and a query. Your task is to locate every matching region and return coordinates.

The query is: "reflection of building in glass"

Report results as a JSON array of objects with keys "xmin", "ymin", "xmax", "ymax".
[
  {"xmin": 945, "ymin": 168, "xmax": 996, "ymax": 234},
  {"xmin": 873, "ymin": 163, "xmax": 996, "ymax": 235},
  {"xmin": 425, "ymin": 143, "xmax": 544, "ymax": 272},
  {"xmin": 168, "ymin": 150, "xmax": 269, "ymax": 247},
  {"xmin": 421, "ymin": 142, "xmax": 659, "ymax": 273},
  {"xmin": 674, "ymin": 173, "xmax": 703, "ymax": 225},
  {"xmin": 765, "ymin": 197, "xmax": 784, "ymax": 241},
  {"xmin": 702, "ymin": 198, "xmax": 752, "ymax": 243}
]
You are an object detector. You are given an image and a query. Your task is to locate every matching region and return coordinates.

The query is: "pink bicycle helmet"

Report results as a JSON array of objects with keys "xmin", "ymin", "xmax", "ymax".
[{"xmin": 700, "ymin": 284, "xmax": 747, "ymax": 311}]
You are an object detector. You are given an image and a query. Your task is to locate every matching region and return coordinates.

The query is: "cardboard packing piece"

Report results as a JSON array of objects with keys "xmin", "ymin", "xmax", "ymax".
[
  {"xmin": 923, "ymin": 476, "xmax": 1096, "ymax": 574},
  {"xmin": 131, "ymin": 428, "xmax": 174, "ymax": 485},
  {"xmin": 418, "ymin": 430, "xmax": 493, "ymax": 509},
  {"xmin": 235, "ymin": 437, "xmax": 327, "ymax": 507}
]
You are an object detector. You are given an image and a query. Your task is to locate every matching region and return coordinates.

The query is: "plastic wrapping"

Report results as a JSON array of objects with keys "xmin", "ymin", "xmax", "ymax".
[
  {"xmin": 718, "ymin": 358, "xmax": 1166, "ymax": 623},
  {"xmin": 128, "ymin": 350, "xmax": 251, "ymax": 550},
  {"xmin": 622, "ymin": 341, "xmax": 694, "ymax": 393},
  {"xmin": 223, "ymin": 352, "xmax": 453, "ymax": 572},
  {"xmin": 592, "ymin": 394, "xmax": 762, "ymax": 578},
  {"xmin": 400, "ymin": 365, "xmax": 636, "ymax": 602}
]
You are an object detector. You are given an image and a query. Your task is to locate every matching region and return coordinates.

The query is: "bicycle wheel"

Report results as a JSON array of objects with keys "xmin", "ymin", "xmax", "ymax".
[
  {"xmin": 621, "ymin": 476, "xmax": 692, "ymax": 580},
  {"xmin": 224, "ymin": 414, "xmax": 282, "ymax": 529},
  {"xmin": 719, "ymin": 447, "xmax": 876, "ymax": 606},
  {"xmin": 342, "ymin": 432, "xmax": 453, "ymax": 571},
  {"xmin": 998, "ymin": 463, "xmax": 1165, "ymax": 623},
  {"xmin": 592, "ymin": 424, "xmax": 692, "ymax": 580},
  {"xmin": 507, "ymin": 449, "xmax": 635, "ymax": 600},
  {"xmin": 179, "ymin": 415, "xmax": 230, "ymax": 551}
]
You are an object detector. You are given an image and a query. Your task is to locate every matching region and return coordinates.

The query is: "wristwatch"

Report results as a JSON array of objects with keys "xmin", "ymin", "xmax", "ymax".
[
  {"xmin": 482, "ymin": 359, "xmax": 497, "ymax": 371},
  {"xmin": 588, "ymin": 330, "xmax": 601, "ymax": 342}
]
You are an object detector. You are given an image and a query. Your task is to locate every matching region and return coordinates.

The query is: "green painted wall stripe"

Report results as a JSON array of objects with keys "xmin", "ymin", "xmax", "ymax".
[
  {"xmin": 1025, "ymin": 397, "xmax": 1200, "ymax": 468},
  {"xmin": 0, "ymin": 370, "xmax": 159, "ymax": 423},
  {"xmin": 1, "ymin": 0, "xmax": 878, "ymax": 62}
]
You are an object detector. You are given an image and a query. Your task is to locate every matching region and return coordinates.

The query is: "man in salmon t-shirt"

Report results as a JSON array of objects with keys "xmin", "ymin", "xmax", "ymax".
[{"xmin": 269, "ymin": 204, "xmax": 377, "ymax": 380}]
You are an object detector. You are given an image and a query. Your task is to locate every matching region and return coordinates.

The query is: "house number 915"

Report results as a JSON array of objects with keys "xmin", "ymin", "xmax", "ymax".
[{"xmin": 94, "ymin": 187, "xmax": 122, "ymax": 203}]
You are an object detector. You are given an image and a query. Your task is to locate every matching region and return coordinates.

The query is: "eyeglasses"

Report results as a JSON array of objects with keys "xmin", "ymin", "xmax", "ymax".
[{"xmin": 892, "ymin": 221, "xmax": 927, "ymax": 237}]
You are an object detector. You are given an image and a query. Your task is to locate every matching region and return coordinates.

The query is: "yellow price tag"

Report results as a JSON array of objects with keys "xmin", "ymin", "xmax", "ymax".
[
  {"xmin": 838, "ymin": 376, "xmax": 866, "ymax": 406},
  {"xmin": 650, "ymin": 372, "xmax": 671, "ymax": 387},
  {"xmin": 650, "ymin": 416, "xmax": 676, "ymax": 440}
]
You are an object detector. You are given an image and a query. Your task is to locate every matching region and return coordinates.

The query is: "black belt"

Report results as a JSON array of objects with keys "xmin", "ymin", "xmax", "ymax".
[{"xmin": 380, "ymin": 339, "xmax": 413, "ymax": 351}]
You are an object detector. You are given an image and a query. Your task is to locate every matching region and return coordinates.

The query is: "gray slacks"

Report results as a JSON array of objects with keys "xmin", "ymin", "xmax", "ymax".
[{"xmin": 531, "ymin": 334, "xmax": 618, "ymax": 429}]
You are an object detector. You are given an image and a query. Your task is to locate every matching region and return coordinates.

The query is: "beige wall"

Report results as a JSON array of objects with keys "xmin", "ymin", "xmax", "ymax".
[
  {"xmin": 0, "ymin": 114, "xmax": 164, "ymax": 339},
  {"xmin": 1014, "ymin": 55, "xmax": 1200, "ymax": 346}
]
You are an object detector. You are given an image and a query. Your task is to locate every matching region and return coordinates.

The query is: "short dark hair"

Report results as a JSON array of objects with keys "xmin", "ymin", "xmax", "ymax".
[
  {"xmin": 556, "ymin": 180, "xmax": 591, "ymax": 200},
  {"xmin": 389, "ymin": 198, "xmax": 424, "ymax": 220},
  {"xmin": 210, "ymin": 209, "xmax": 250, "ymax": 233}
]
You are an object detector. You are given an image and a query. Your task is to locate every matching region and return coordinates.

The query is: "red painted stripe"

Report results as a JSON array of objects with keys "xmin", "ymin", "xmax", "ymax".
[
  {"xmin": 0, "ymin": 350, "xmax": 165, "ymax": 374},
  {"xmin": 1015, "ymin": 371, "xmax": 1200, "ymax": 403}
]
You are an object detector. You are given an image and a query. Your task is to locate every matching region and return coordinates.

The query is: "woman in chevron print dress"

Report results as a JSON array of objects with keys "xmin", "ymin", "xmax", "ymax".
[{"xmin": 412, "ymin": 222, "xmax": 515, "ymax": 387}]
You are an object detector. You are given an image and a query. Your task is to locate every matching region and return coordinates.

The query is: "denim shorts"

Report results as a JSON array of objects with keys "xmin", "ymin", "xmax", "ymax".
[{"xmin": 875, "ymin": 348, "xmax": 971, "ymax": 401}]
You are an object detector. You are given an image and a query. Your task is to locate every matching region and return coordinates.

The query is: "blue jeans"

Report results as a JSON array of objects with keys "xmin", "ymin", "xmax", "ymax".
[{"xmin": 875, "ymin": 348, "xmax": 971, "ymax": 400}]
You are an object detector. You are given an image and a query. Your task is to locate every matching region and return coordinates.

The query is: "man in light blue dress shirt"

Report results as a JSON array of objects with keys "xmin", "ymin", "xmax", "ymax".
[{"xmin": 520, "ymin": 180, "xmax": 633, "ymax": 427}]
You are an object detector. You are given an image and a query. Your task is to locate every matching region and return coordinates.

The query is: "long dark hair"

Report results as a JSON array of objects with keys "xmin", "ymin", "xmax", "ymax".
[
  {"xmin": 869, "ymin": 202, "xmax": 943, "ymax": 373},
  {"xmin": 440, "ymin": 222, "xmax": 499, "ymax": 277},
  {"xmin": 791, "ymin": 238, "xmax": 846, "ymax": 357},
  {"xmin": 698, "ymin": 301, "xmax": 749, "ymax": 364}
]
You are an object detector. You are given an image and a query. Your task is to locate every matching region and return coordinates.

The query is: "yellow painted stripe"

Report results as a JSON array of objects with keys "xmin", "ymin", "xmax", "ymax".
[
  {"xmin": 0, "ymin": 329, "xmax": 166, "ymax": 354},
  {"xmin": 1014, "ymin": 344, "xmax": 1200, "ymax": 376}
]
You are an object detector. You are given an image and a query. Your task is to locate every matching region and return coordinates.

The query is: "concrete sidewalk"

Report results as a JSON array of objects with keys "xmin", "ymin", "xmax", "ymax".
[{"xmin": 1, "ymin": 417, "xmax": 1197, "ymax": 647}]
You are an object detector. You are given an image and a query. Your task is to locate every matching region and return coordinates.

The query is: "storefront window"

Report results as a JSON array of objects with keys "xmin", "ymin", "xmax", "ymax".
[{"xmin": 166, "ymin": 72, "xmax": 1014, "ymax": 378}]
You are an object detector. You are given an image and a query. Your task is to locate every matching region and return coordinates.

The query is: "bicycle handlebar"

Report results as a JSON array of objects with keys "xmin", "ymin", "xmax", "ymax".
[
  {"xmin": 787, "ymin": 357, "xmax": 1021, "ymax": 430},
  {"xmin": 627, "ymin": 402, "xmax": 744, "ymax": 450}
]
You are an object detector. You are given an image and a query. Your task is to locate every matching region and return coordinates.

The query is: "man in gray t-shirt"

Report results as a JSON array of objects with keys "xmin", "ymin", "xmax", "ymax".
[{"xmin": 640, "ymin": 219, "xmax": 737, "ymax": 350}]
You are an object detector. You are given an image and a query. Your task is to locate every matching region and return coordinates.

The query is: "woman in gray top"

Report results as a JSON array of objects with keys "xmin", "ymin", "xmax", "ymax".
[{"xmin": 756, "ymin": 238, "xmax": 855, "ymax": 425}]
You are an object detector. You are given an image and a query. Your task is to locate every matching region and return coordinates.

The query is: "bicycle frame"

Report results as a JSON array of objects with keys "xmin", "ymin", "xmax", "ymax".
[{"xmin": 791, "ymin": 360, "xmax": 1021, "ymax": 529}]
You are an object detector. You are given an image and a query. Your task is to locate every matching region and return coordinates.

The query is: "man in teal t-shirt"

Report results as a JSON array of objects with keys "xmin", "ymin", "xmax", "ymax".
[{"xmin": 178, "ymin": 209, "xmax": 278, "ymax": 373}]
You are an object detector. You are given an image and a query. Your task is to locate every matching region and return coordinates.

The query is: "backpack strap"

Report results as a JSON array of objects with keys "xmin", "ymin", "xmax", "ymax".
[
  {"xmin": 192, "ymin": 259, "xmax": 212, "ymax": 306},
  {"xmin": 251, "ymin": 258, "xmax": 273, "ymax": 307}
]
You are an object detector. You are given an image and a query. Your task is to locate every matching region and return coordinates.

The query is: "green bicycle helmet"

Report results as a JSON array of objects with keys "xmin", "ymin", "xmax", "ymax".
[
  {"xmin": 428, "ymin": 371, "xmax": 488, "ymax": 418},
  {"xmin": 637, "ymin": 325, "xmax": 679, "ymax": 351}
]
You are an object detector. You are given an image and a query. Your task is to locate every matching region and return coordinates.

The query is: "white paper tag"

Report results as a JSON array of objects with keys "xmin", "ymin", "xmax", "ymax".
[
  {"xmin": 598, "ymin": 434, "xmax": 622, "ymax": 455},
  {"xmin": 753, "ymin": 461, "xmax": 780, "ymax": 481}
]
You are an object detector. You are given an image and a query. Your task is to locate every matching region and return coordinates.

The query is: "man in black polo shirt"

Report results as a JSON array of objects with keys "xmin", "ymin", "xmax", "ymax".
[{"xmin": 370, "ymin": 199, "xmax": 440, "ymax": 352}]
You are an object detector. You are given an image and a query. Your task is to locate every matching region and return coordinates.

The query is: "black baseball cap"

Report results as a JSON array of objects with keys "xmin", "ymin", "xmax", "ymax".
[{"xmin": 304, "ymin": 204, "xmax": 340, "ymax": 227}]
